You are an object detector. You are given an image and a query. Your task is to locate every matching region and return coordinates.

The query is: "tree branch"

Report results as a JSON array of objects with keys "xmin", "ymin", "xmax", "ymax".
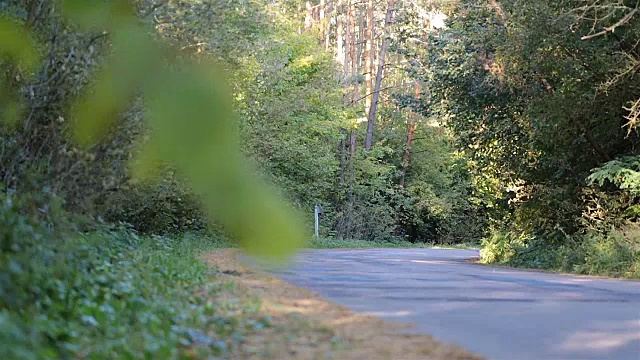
[
  {"xmin": 581, "ymin": 6, "xmax": 638, "ymax": 40},
  {"xmin": 351, "ymin": 85, "xmax": 399, "ymax": 104}
]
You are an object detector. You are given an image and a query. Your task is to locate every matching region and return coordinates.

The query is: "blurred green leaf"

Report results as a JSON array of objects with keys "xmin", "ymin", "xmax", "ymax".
[
  {"xmin": 0, "ymin": 18, "xmax": 38, "ymax": 70},
  {"xmin": 143, "ymin": 63, "xmax": 307, "ymax": 258},
  {"xmin": 0, "ymin": 17, "xmax": 39, "ymax": 126},
  {"xmin": 61, "ymin": 0, "xmax": 133, "ymax": 30},
  {"xmin": 72, "ymin": 25, "xmax": 158, "ymax": 145}
]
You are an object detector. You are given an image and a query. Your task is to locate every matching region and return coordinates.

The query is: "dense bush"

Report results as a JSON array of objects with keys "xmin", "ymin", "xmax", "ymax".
[
  {"xmin": 1, "ymin": 0, "xmax": 308, "ymax": 247},
  {"xmin": 571, "ymin": 227, "xmax": 640, "ymax": 278},
  {"xmin": 102, "ymin": 173, "xmax": 209, "ymax": 235}
]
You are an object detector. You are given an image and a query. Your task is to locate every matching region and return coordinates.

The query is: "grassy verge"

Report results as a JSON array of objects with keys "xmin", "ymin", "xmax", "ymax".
[
  {"xmin": 479, "ymin": 228, "xmax": 640, "ymax": 279},
  {"xmin": 0, "ymin": 228, "xmax": 271, "ymax": 359},
  {"xmin": 309, "ymin": 237, "xmax": 479, "ymax": 250}
]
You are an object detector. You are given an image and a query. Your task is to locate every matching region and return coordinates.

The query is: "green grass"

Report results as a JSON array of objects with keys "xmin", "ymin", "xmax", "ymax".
[
  {"xmin": 0, "ymin": 228, "xmax": 265, "ymax": 359},
  {"xmin": 308, "ymin": 237, "xmax": 479, "ymax": 250}
]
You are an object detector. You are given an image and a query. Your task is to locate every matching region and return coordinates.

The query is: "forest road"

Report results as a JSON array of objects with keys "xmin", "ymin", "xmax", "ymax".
[{"xmin": 270, "ymin": 248, "xmax": 640, "ymax": 360}]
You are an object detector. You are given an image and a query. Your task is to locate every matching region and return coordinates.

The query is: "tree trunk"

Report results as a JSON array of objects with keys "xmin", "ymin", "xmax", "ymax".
[
  {"xmin": 399, "ymin": 122, "xmax": 416, "ymax": 188},
  {"xmin": 357, "ymin": 6, "xmax": 365, "ymax": 83},
  {"xmin": 365, "ymin": 0, "xmax": 395, "ymax": 151},
  {"xmin": 336, "ymin": 127, "xmax": 348, "ymax": 239},
  {"xmin": 325, "ymin": 0, "xmax": 333, "ymax": 51},
  {"xmin": 349, "ymin": 1, "xmax": 357, "ymax": 104},
  {"xmin": 347, "ymin": 129, "xmax": 357, "ymax": 238},
  {"xmin": 336, "ymin": 0, "xmax": 344, "ymax": 64},
  {"xmin": 320, "ymin": 0, "xmax": 326, "ymax": 42},
  {"xmin": 305, "ymin": 0, "xmax": 313, "ymax": 30},
  {"xmin": 400, "ymin": 82, "xmax": 421, "ymax": 188},
  {"xmin": 339, "ymin": 128, "xmax": 347, "ymax": 185},
  {"xmin": 344, "ymin": 0, "xmax": 352, "ymax": 80},
  {"xmin": 364, "ymin": 0, "xmax": 374, "ymax": 113}
]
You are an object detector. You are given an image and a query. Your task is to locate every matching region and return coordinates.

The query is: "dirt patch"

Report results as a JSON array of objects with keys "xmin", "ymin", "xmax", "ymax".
[{"xmin": 201, "ymin": 249, "xmax": 483, "ymax": 360}]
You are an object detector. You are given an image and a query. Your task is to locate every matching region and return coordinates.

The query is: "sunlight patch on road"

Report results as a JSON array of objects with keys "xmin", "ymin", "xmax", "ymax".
[
  {"xmin": 557, "ymin": 320, "xmax": 640, "ymax": 352},
  {"xmin": 362, "ymin": 310, "xmax": 413, "ymax": 318},
  {"xmin": 409, "ymin": 260, "xmax": 457, "ymax": 265}
]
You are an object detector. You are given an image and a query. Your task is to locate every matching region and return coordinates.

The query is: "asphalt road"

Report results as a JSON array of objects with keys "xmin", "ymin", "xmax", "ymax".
[{"xmin": 272, "ymin": 248, "xmax": 640, "ymax": 360}]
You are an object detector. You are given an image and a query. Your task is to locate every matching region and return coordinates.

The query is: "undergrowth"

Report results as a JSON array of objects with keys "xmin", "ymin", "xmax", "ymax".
[
  {"xmin": 309, "ymin": 237, "xmax": 479, "ymax": 249},
  {"xmin": 0, "ymin": 190, "xmax": 263, "ymax": 359},
  {"xmin": 480, "ymin": 227, "xmax": 640, "ymax": 279}
]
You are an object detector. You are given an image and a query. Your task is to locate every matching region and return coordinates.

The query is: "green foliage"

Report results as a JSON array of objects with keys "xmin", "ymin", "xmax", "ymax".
[
  {"xmin": 0, "ymin": 16, "xmax": 39, "ymax": 125},
  {"xmin": 0, "ymin": 18, "xmax": 38, "ymax": 68},
  {"xmin": 584, "ymin": 156, "xmax": 640, "ymax": 227},
  {"xmin": 480, "ymin": 231, "xmax": 533, "ymax": 264},
  {"xmin": 571, "ymin": 227, "xmax": 640, "ymax": 278},
  {"xmin": 0, "ymin": 190, "xmax": 263, "ymax": 358},
  {"xmin": 394, "ymin": 0, "xmax": 640, "ymax": 276},
  {"xmin": 480, "ymin": 227, "xmax": 640, "ymax": 278},
  {"xmin": 310, "ymin": 237, "xmax": 417, "ymax": 249},
  {"xmin": 102, "ymin": 172, "xmax": 209, "ymax": 235},
  {"xmin": 0, "ymin": 0, "xmax": 488, "ymax": 247},
  {"xmin": 398, "ymin": 128, "xmax": 487, "ymax": 243},
  {"xmin": 0, "ymin": 1, "xmax": 307, "ymax": 258},
  {"xmin": 588, "ymin": 156, "xmax": 640, "ymax": 195},
  {"xmin": 237, "ymin": 28, "xmax": 343, "ymax": 210}
]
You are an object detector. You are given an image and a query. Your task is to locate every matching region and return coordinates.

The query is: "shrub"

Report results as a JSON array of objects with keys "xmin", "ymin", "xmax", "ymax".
[
  {"xmin": 480, "ymin": 225, "xmax": 640, "ymax": 279},
  {"xmin": 101, "ymin": 173, "xmax": 209, "ymax": 235},
  {"xmin": 479, "ymin": 231, "xmax": 533, "ymax": 264},
  {"xmin": 570, "ymin": 226, "xmax": 640, "ymax": 278}
]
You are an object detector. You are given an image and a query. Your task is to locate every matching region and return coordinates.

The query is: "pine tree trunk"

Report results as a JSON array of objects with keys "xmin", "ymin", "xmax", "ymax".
[
  {"xmin": 305, "ymin": 0, "xmax": 313, "ymax": 29},
  {"xmin": 325, "ymin": 0, "xmax": 333, "ymax": 51},
  {"xmin": 365, "ymin": 0, "xmax": 395, "ymax": 151},
  {"xmin": 336, "ymin": 127, "xmax": 348, "ymax": 238},
  {"xmin": 320, "ymin": 0, "xmax": 326, "ymax": 45},
  {"xmin": 364, "ymin": 0, "xmax": 374, "ymax": 113},
  {"xmin": 336, "ymin": 0, "xmax": 344, "ymax": 65},
  {"xmin": 339, "ymin": 128, "xmax": 347, "ymax": 185},
  {"xmin": 357, "ymin": 7, "xmax": 365, "ymax": 89},
  {"xmin": 349, "ymin": 1, "xmax": 357, "ymax": 104},
  {"xmin": 400, "ymin": 83, "xmax": 421, "ymax": 187},
  {"xmin": 344, "ymin": 0, "xmax": 352, "ymax": 80}
]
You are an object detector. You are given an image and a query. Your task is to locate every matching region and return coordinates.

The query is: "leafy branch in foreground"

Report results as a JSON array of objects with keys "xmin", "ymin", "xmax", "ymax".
[{"xmin": 0, "ymin": 0, "xmax": 307, "ymax": 258}]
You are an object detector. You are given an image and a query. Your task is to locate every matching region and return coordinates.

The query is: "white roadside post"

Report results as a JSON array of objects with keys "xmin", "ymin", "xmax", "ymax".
[{"xmin": 314, "ymin": 205, "xmax": 323, "ymax": 238}]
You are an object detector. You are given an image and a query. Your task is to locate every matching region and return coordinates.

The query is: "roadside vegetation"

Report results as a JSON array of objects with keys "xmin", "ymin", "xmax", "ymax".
[
  {"xmin": 415, "ymin": 0, "xmax": 640, "ymax": 279},
  {"xmin": 309, "ymin": 237, "xmax": 479, "ymax": 249},
  {"xmin": 0, "ymin": 190, "xmax": 255, "ymax": 358}
]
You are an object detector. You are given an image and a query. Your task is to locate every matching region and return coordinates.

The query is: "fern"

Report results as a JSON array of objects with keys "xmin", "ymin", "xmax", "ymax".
[{"xmin": 587, "ymin": 156, "xmax": 640, "ymax": 195}]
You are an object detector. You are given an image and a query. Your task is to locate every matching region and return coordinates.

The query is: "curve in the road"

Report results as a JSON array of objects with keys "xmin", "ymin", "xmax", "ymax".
[{"xmin": 272, "ymin": 248, "xmax": 640, "ymax": 360}]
